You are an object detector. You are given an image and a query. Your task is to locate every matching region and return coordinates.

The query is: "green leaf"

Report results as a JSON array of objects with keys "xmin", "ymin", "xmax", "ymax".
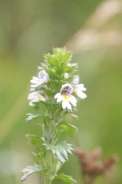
[
  {"xmin": 21, "ymin": 164, "xmax": 42, "ymax": 181},
  {"xmin": 55, "ymin": 173, "xmax": 76, "ymax": 184},
  {"xmin": 43, "ymin": 142, "xmax": 73, "ymax": 163},
  {"xmin": 71, "ymin": 114, "xmax": 79, "ymax": 120},
  {"xmin": 33, "ymin": 152, "xmax": 44, "ymax": 162},
  {"xmin": 26, "ymin": 113, "xmax": 43, "ymax": 122},
  {"xmin": 60, "ymin": 122, "xmax": 78, "ymax": 137},
  {"xmin": 32, "ymin": 152, "xmax": 47, "ymax": 171},
  {"xmin": 26, "ymin": 113, "xmax": 52, "ymax": 122},
  {"xmin": 26, "ymin": 134, "xmax": 41, "ymax": 145}
]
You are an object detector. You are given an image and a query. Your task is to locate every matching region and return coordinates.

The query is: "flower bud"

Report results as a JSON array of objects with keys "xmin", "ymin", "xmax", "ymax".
[{"xmin": 64, "ymin": 73, "xmax": 69, "ymax": 80}]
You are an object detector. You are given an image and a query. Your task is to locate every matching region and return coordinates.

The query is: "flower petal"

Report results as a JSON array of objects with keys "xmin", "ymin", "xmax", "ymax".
[
  {"xmin": 76, "ymin": 84, "xmax": 86, "ymax": 91},
  {"xmin": 54, "ymin": 93, "xmax": 60, "ymax": 99},
  {"xmin": 69, "ymin": 95, "xmax": 77, "ymax": 106},
  {"xmin": 66, "ymin": 101, "xmax": 72, "ymax": 110},
  {"xmin": 28, "ymin": 91, "xmax": 46, "ymax": 106},
  {"xmin": 57, "ymin": 95, "xmax": 63, "ymax": 102},
  {"xmin": 30, "ymin": 77, "xmax": 39, "ymax": 83},
  {"xmin": 62, "ymin": 100, "xmax": 67, "ymax": 109},
  {"xmin": 76, "ymin": 91, "xmax": 87, "ymax": 99}
]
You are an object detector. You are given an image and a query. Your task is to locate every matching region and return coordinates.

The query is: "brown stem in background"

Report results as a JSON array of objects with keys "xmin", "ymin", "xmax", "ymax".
[
  {"xmin": 88, "ymin": 176, "xmax": 95, "ymax": 184},
  {"xmin": 82, "ymin": 174, "xmax": 87, "ymax": 184},
  {"xmin": 74, "ymin": 148, "xmax": 118, "ymax": 184}
]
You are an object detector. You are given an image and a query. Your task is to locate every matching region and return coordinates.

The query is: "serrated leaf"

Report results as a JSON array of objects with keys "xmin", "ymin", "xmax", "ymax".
[
  {"xmin": 55, "ymin": 173, "xmax": 76, "ymax": 184},
  {"xmin": 43, "ymin": 142, "xmax": 73, "ymax": 163},
  {"xmin": 60, "ymin": 122, "xmax": 78, "ymax": 137},
  {"xmin": 21, "ymin": 164, "xmax": 42, "ymax": 181},
  {"xmin": 26, "ymin": 113, "xmax": 52, "ymax": 122},
  {"xmin": 26, "ymin": 134, "xmax": 41, "ymax": 145},
  {"xmin": 26, "ymin": 113, "xmax": 43, "ymax": 122}
]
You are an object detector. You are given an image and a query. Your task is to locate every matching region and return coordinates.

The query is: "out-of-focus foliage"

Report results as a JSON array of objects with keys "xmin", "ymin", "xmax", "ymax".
[{"xmin": 0, "ymin": 0, "xmax": 122, "ymax": 184}]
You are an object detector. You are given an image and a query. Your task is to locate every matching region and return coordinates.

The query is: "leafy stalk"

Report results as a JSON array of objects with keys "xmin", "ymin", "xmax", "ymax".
[{"xmin": 21, "ymin": 48, "xmax": 87, "ymax": 184}]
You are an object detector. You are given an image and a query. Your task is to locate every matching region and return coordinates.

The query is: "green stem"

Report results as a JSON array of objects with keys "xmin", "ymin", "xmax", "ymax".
[
  {"xmin": 44, "ymin": 174, "xmax": 52, "ymax": 184},
  {"xmin": 42, "ymin": 121, "xmax": 54, "ymax": 184},
  {"xmin": 43, "ymin": 150, "xmax": 53, "ymax": 184}
]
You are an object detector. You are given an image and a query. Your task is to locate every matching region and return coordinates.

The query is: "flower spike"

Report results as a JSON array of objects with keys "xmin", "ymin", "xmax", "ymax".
[{"xmin": 22, "ymin": 48, "xmax": 87, "ymax": 184}]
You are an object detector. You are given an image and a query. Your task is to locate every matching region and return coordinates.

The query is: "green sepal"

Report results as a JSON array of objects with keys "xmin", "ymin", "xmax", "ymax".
[
  {"xmin": 59, "ymin": 122, "xmax": 78, "ymax": 137},
  {"xmin": 26, "ymin": 134, "xmax": 41, "ymax": 145},
  {"xmin": 53, "ymin": 79, "xmax": 68, "ymax": 86},
  {"xmin": 42, "ymin": 66, "xmax": 58, "ymax": 80},
  {"xmin": 54, "ymin": 173, "xmax": 76, "ymax": 184},
  {"xmin": 40, "ymin": 85, "xmax": 55, "ymax": 96},
  {"xmin": 63, "ymin": 65, "xmax": 77, "ymax": 73}
]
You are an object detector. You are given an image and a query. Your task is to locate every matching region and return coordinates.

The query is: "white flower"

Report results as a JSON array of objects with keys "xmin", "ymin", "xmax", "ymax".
[
  {"xmin": 54, "ymin": 84, "xmax": 77, "ymax": 111},
  {"xmin": 72, "ymin": 76, "xmax": 87, "ymax": 99},
  {"xmin": 30, "ymin": 70, "xmax": 50, "ymax": 89},
  {"xmin": 64, "ymin": 73, "xmax": 69, "ymax": 80},
  {"xmin": 28, "ymin": 91, "xmax": 46, "ymax": 106}
]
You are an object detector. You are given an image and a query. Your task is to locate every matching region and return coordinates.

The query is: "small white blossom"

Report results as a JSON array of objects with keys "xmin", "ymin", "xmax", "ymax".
[
  {"xmin": 54, "ymin": 84, "xmax": 77, "ymax": 111},
  {"xmin": 30, "ymin": 70, "xmax": 50, "ymax": 89},
  {"xmin": 72, "ymin": 76, "xmax": 87, "ymax": 99},
  {"xmin": 64, "ymin": 73, "xmax": 69, "ymax": 80},
  {"xmin": 28, "ymin": 91, "xmax": 46, "ymax": 106},
  {"xmin": 67, "ymin": 63, "xmax": 77, "ymax": 67}
]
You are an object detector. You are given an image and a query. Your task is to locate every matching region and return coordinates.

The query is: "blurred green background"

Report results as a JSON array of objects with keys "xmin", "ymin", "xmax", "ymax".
[{"xmin": 0, "ymin": 0, "xmax": 122, "ymax": 183}]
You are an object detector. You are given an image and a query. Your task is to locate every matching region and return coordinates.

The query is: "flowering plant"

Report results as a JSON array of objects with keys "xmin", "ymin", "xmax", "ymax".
[{"xmin": 21, "ymin": 48, "xmax": 87, "ymax": 184}]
